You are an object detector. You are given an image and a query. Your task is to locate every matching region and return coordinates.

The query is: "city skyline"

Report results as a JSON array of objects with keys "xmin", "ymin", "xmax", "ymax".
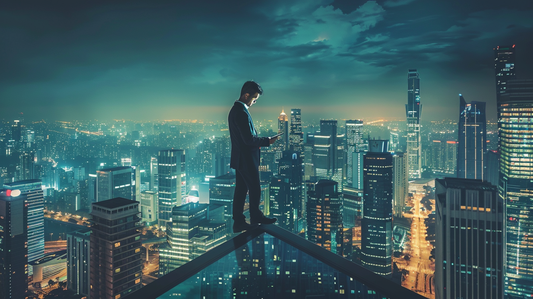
[{"xmin": 1, "ymin": 1, "xmax": 533, "ymax": 122}]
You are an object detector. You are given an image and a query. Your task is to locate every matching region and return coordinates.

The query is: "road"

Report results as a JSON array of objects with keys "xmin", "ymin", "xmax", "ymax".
[{"xmin": 399, "ymin": 192, "xmax": 435, "ymax": 299}]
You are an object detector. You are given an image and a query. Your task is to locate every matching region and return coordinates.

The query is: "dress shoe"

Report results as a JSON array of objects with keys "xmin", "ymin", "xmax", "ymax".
[
  {"xmin": 233, "ymin": 221, "xmax": 255, "ymax": 233},
  {"xmin": 251, "ymin": 216, "xmax": 277, "ymax": 225}
]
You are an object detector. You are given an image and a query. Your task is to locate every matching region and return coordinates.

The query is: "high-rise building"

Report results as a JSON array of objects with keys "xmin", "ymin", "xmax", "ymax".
[
  {"xmin": 435, "ymin": 178, "xmax": 503, "ymax": 299},
  {"xmin": 361, "ymin": 140, "xmax": 393, "ymax": 277},
  {"xmin": 352, "ymin": 151, "xmax": 365, "ymax": 190},
  {"xmin": 158, "ymin": 149, "xmax": 186, "ymax": 226},
  {"xmin": 307, "ymin": 179, "xmax": 343, "ymax": 255},
  {"xmin": 0, "ymin": 188, "xmax": 28, "ymax": 299},
  {"xmin": 4, "ymin": 179, "xmax": 44, "ymax": 263},
  {"xmin": 345, "ymin": 120, "xmax": 364, "ymax": 188},
  {"xmin": 90, "ymin": 198, "xmax": 142, "ymax": 299},
  {"xmin": 269, "ymin": 176, "xmax": 293, "ymax": 231},
  {"xmin": 159, "ymin": 203, "xmax": 226, "ymax": 275},
  {"xmin": 140, "ymin": 191, "xmax": 158, "ymax": 226},
  {"xmin": 278, "ymin": 109, "xmax": 289, "ymax": 151},
  {"xmin": 208, "ymin": 173, "xmax": 236, "ymax": 221},
  {"xmin": 19, "ymin": 152, "xmax": 35, "ymax": 181},
  {"xmin": 406, "ymin": 69, "xmax": 422, "ymax": 179},
  {"xmin": 96, "ymin": 166, "xmax": 133, "ymax": 203},
  {"xmin": 313, "ymin": 120, "xmax": 344, "ymax": 191},
  {"xmin": 11, "ymin": 120, "xmax": 22, "ymax": 143},
  {"xmin": 289, "ymin": 109, "xmax": 303, "ymax": 155},
  {"xmin": 67, "ymin": 229, "xmax": 91, "ymax": 299},
  {"xmin": 485, "ymin": 150, "xmax": 499, "ymax": 186},
  {"xmin": 457, "ymin": 95, "xmax": 486, "ymax": 180},
  {"xmin": 499, "ymin": 80, "xmax": 533, "ymax": 298},
  {"xmin": 392, "ymin": 152, "xmax": 408, "ymax": 217},
  {"xmin": 150, "ymin": 157, "xmax": 158, "ymax": 192},
  {"xmin": 494, "ymin": 45, "xmax": 516, "ymax": 100},
  {"xmin": 278, "ymin": 150, "xmax": 303, "ymax": 221},
  {"xmin": 342, "ymin": 186, "xmax": 363, "ymax": 229}
]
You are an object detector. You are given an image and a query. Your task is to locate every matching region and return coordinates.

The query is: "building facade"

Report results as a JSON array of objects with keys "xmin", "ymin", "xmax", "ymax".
[
  {"xmin": 435, "ymin": 178, "xmax": 503, "ymax": 299},
  {"xmin": 345, "ymin": 120, "xmax": 364, "ymax": 188},
  {"xmin": 90, "ymin": 198, "xmax": 142, "ymax": 299},
  {"xmin": 457, "ymin": 95, "xmax": 486, "ymax": 180},
  {"xmin": 158, "ymin": 149, "xmax": 186, "ymax": 226},
  {"xmin": 67, "ymin": 229, "xmax": 91, "ymax": 299}
]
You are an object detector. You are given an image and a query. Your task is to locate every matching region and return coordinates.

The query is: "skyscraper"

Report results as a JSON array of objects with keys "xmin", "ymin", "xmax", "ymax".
[
  {"xmin": 159, "ymin": 203, "xmax": 226, "ymax": 275},
  {"xmin": 90, "ymin": 198, "xmax": 142, "ymax": 299},
  {"xmin": 0, "ymin": 188, "xmax": 28, "ymax": 299},
  {"xmin": 499, "ymin": 80, "xmax": 533, "ymax": 298},
  {"xmin": 406, "ymin": 69, "xmax": 422, "ymax": 179},
  {"xmin": 307, "ymin": 179, "xmax": 343, "ymax": 255},
  {"xmin": 494, "ymin": 45, "xmax": 516, "ymax": 100},
  {"xmin": 158, "ymin": 149, "xmax": 186, "ymax": 226},
  {"xmin": 150, "ymin": 157, "xmax": 158, "ymax": 192},
  {"xmin": 96, "ymin": 166, "xmax": 133, "ymax": 202},
  {"xmin": 345, "ymin": 120, "xmax": 364, "ymax": 188},
  {"xmin": 269, "ymin": 176, "xmax": 293, "ymax": 231},
  {"xmin": 278, "ymin": 109, "xmax": 289, "ymax": 151},
  {"xmin": 361, "ymin": 140, "xmax": 393, "ymax": 277},
  {"xmin": 278, "ymin": 150, "xmax": 304, "ymax": 221},
  {"xmin": 457, "ymin": 95, "xmax": 486, "ymax": 180},
  {"xmin": 392, "ymin": 152, "xmax": 408, "ymax": 217},
  {"xmin": 140, "ymin": 191, "xmax": 158, "ymax": 225},
  {"xmin": 67, "ymin": 229, "xmax": 91, "ymax": 298},
  {"xmin": 313, "ymin": 120, "xmax": 344, "ymax": 191},
  {"xmin": 4, "ymin": 179, "xmax": 44, "ymax": 263},
  {"xmin": 289, "ymin": 108, "xmax": 303, "ymax": 155},
  {"xmin": 435, "ymin": 178, "xmax": 503, "ymax": 299}
]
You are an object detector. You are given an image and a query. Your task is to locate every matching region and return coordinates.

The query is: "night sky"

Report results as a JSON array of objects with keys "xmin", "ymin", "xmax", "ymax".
[{"xmin": 1, "ymin": 0, "xmax": 533, "ymax": 122}]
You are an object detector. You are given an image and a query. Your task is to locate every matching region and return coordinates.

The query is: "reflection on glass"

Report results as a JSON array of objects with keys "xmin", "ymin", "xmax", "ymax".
[{"xmin": 157, "ymin": 234, "xmax": 387, "ymax": 298}]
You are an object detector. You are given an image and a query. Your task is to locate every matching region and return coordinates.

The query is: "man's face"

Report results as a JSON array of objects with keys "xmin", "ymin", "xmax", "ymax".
[{"xmin": 246, "ymin": 92, "xmax": 260, "ymax": 107}]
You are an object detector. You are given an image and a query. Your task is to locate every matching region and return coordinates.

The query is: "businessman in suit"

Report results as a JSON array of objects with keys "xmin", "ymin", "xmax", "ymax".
[{"xmin": 228, "ymin": 81, "xmax": 278, "ymax": 233}]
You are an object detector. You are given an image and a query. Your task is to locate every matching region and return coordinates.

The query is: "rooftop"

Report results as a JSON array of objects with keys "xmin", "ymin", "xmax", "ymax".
[{"xmin": 93, "ymin": 197, "xmax": 138, "ymax": 209}]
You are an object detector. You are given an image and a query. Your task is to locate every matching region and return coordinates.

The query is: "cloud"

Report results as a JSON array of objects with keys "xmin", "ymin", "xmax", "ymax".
[{"xmin": 383, "ymin": 0, "xmax": 416, "ymax": 8}]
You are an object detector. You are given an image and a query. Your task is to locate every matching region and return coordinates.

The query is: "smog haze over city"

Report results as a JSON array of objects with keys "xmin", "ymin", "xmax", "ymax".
[{"xmin": 1, "ymin": 0, "xmax": 533, "ymax": 122}]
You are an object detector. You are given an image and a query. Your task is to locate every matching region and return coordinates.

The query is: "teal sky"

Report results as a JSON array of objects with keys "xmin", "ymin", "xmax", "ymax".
[{"xmin": 1, "ymin": 0, "xmax": 533, "ymax": 122}]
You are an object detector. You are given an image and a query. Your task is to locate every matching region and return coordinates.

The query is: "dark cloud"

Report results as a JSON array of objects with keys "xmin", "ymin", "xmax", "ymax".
[{"xmin": 0, "ymin": 0, "xmax": 532, "ymax": 122}]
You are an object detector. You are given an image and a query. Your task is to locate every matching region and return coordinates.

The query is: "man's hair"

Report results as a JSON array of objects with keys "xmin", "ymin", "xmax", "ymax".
[{"xmin": 240, "ymin": 81, "xmax": 263, "ymax": 96}]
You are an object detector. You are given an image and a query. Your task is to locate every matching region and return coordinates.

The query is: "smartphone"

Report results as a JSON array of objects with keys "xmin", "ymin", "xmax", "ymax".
[{"xmin": 272, "ymin": 132, "xmax": 284, "ymax": 138}]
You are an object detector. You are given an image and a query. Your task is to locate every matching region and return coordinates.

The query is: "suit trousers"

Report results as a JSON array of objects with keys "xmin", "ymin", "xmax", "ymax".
[{"xmin": 233, "ymin": 166, "xmax": 262, "ymax": 222}]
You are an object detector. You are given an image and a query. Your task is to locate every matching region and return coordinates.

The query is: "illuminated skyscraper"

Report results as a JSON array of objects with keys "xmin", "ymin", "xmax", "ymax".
[
  {"xmin": 0, "ymin": 188, "xmax": 28, "ymax": 299},
  {"xmin": 494, "ymin": 45, "xmax": 516, "ymax": 100},
  {"xmin": 96, "ymin": 166, "xmax": 133, "ymax": 202},
  {"xmin": 140, "ymin": 191, "xmax": 158, "ymax": 226},
  {"xmin": 159, "ymin": 203, "xmax": 226, "ymax": 275},
  {"xmin": 499, "ymin": 80, "xmax": 533, "ymax": 298},
  {"xmin": 392, "ymin": 152, "xmax": 408, "ymax": 217},
  {"xmin": 150, "ymin": 157, "xmax": 158, "ymax": 192},
  {"xmin": 278, "ymin": 109, "xmax": 289, "ymax": 151},
  {"xmin": 345, "ymin": 120, "xmax": 364, "ymax": 188},
  {"xmin": 289, "ymin": 109, "xmax": 303, "ymax": 155},
  {"xmin": 307, "ymin": 179, "xmax": 343, "ymax": 255},
  {"xmin": 4, "ymin": 179, "xmax": 44, "ymax": 263},
  {"xmin": 361, "ymin": 140, "xmax": 393, "ymax": 277},
  {"xmin": 313, "ymin": 120, "xmax": 344, "ymax": 191},
  {"xmin": 457, "ymin": 95, "xmax": 486, "ymax": 180},
  {"xmin": 406, "ymin": 69, "xmax": 422, "ymax": 179},
  {"xmin": 269, "ymin": 176, "xmax": 292, "ymax": 231},
  {"xmin": 435, "ymin": 178, "xmax": 503, "ymax": 299},
  {"xmin": 158, "ymin": 149, "xmax": 186, "ymax": 226},
  {"xmin": 90, "ymin": 198, "xmax": 142, "ymax": 299}
]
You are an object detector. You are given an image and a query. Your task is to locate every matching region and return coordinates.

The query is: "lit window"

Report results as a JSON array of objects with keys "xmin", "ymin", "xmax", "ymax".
[{"xmin": 115, "ymin": 242, "xmax": 120, "ymax": 247}]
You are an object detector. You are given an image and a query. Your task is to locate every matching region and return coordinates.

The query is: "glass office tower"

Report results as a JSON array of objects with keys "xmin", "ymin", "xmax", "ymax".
[
  {"xmin": 499, "ymin": 80, "xmax": 533, "ymax": 298},
  {"xmin": 457, "ymin": 95, "xmax": 486, "ymax": 180},
  {"xmin": 406, "ymin": 69, "xmax": 422, "ymax": 179}
]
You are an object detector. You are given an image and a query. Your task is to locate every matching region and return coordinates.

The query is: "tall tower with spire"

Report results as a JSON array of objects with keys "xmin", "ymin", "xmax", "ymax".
[
  {"xmin": 406, "ymin": 69, "xmax": 421, "ymax": 179},
  {"xmin": 278, "ymin": 109, "xmax": 289, "ymax": 151}
]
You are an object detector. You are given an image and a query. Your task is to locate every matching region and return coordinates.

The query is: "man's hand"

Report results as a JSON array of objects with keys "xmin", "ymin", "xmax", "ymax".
[{"xmin": 269, "ymin": 136, "xmax": 279, "ymax": 145}]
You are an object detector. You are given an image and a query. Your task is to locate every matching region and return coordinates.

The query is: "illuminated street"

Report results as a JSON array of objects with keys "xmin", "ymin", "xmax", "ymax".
[{"xmin": 398, "ymin": 192, "xmax": 435, "ymax": 298}]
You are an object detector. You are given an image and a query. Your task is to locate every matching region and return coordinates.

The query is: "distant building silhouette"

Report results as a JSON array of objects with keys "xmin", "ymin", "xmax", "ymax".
[
  {"xmin": 313, "ymin": 120, "xmax": 344, "ymax": 191},
  {"xmin": 278, "ymin": 109, "xmax": 289, "ymax": 151},
  {"xmin": 494, "ymin": 45, "xmax": 516, "ymax": 100},
  {"xmin": 289, "ymin": 108, "xmax": 303, "ymax": 156},
  {"xmin": 392, "ymin": 152, "xmax": 408, "ymax": 217},
  {"xmin": 96, "ymin": 166, "xmax": 133, "ymax": 203},
  {"xmin": 345, "ymin": 120, "xmax": 364, "ymax": 188}
]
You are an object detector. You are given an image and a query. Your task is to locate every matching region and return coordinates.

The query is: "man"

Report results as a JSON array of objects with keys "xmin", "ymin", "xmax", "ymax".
[{"xmin": 228, "ymin": 81, "xmax": 278, "ymax": 233}]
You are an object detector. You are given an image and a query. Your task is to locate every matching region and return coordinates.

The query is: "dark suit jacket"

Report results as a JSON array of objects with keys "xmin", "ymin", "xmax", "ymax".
[{"xmin": 228, "ymin": 101, "xmax": 270, "ymax": 170}]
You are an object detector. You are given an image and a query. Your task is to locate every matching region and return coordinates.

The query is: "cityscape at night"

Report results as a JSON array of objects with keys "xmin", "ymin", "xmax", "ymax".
[{"xmin": 1, "ymin": 1, "xmax": 533, "ymax": 299}]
